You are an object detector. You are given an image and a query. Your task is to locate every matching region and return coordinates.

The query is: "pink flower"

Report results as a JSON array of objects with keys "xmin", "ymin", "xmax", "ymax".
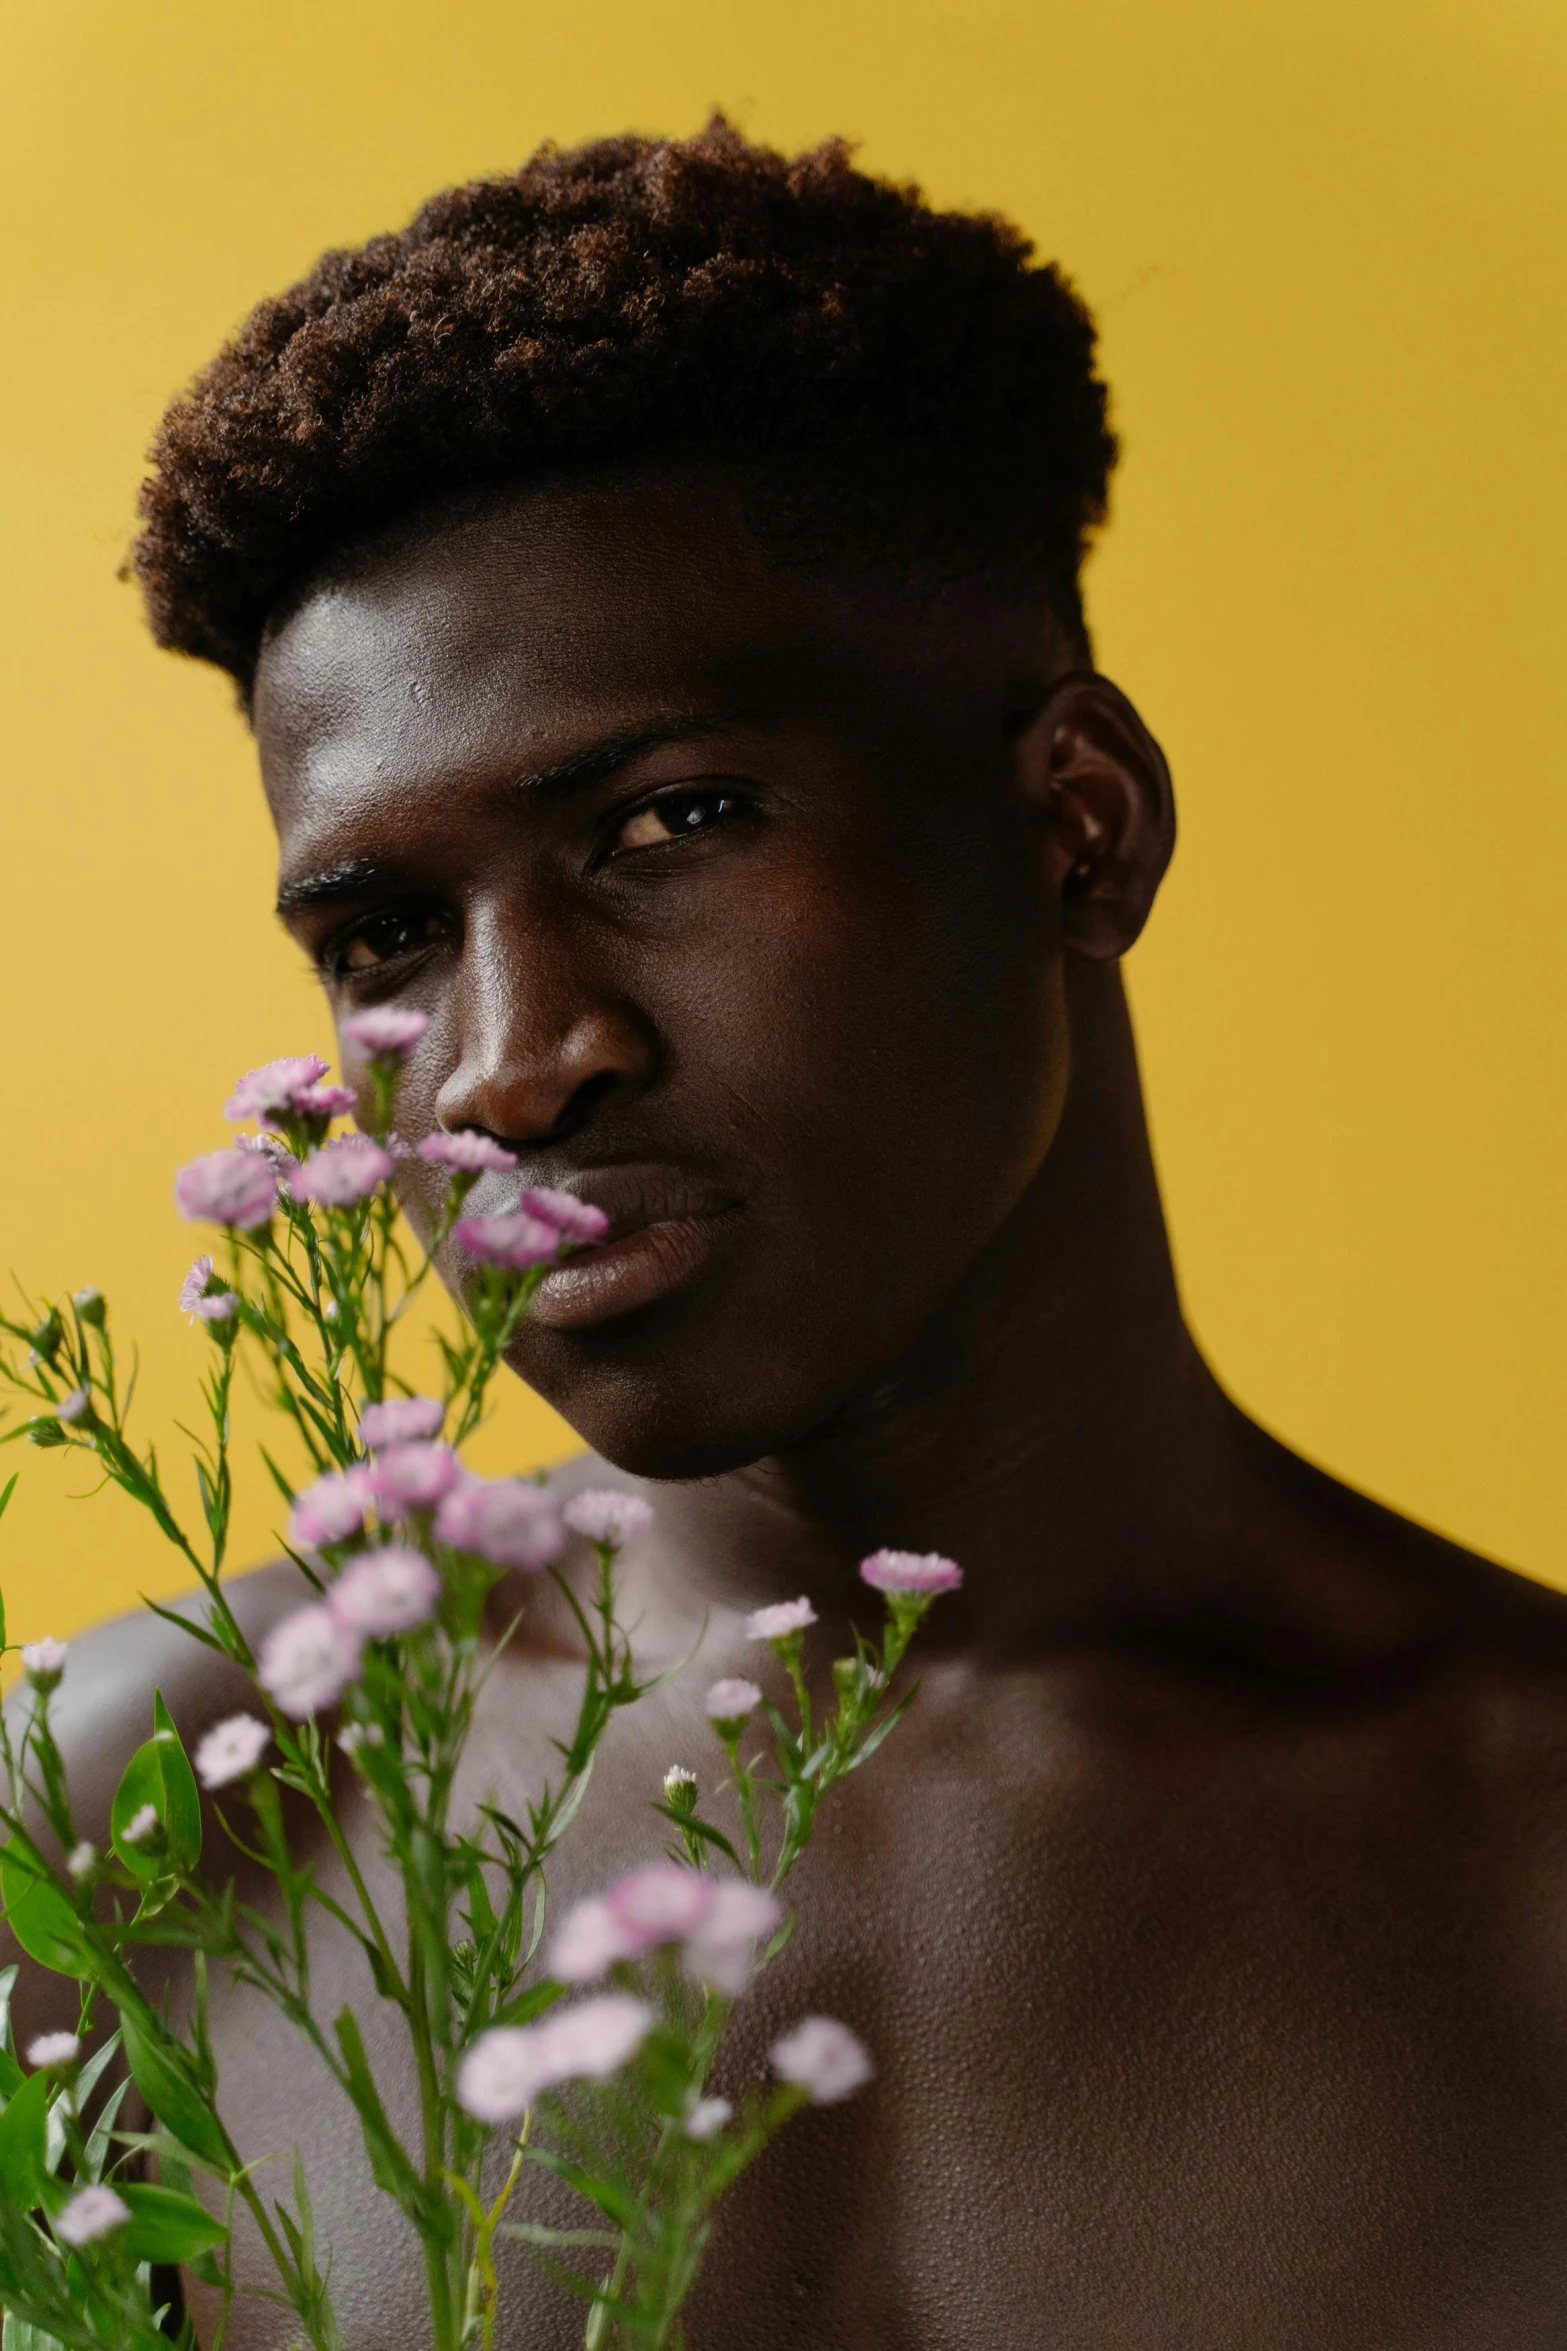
[
  {"xmin": 683, "ymin": 2095, "xmax": 732, "ymax": 2140},
  {"xmin": 55, "ymin": 1386, "xmax": 90, "ymax": 1423},
  {"xmin": 370, "ymin": 1442, "xmax": 461, "ymax": 1513},
  {"xmin": 175, "ymin": 1147, "xmax": 279, "ymax": 1230},
  {"xmin": 225, "ymin": 1054, "xmax": 330, "ymax": 1124},
  {"xmin": 194, "ymin": 1713, "xmax": 271, "ymax": 1789},
  {"xmin": 456, "ymin": 2025, "xmax": 556, "ymax": 2123},
  {"xmin": 704, "ymin": 1677, "xmax": 762, "ymax": 1724},
  {"xmin": 258, "ymin": 1605, "xmax": 360, "ymax": 1717},
  {"xmin": 21, "ymin": 1637, "xmax": 67, "ymax": 1685},
  {"xmin": 456, "ymin": 1996, "xmax": 653, "ymax": 2122},
  {"xmin": 769, "ymin": 2015, "xmax": 873, "ymax": 2104},
  {"xmin": 27, "ymin": 2031, "xmax": 82, "ymax": 2070},
  {"xmin": 604, "ymin": 1863, "xmax": 715, "ymax": 1953},
  {"xmin": 745, "ymin": 1597, "xmax": 817, "ymax": 1641},
  {"xmin": 329, "ymin": 1545, "xmax": 441, "ymax": 1637},
  {"xmin": 178, "ymin": 1255, "xmax": 238, "ymax": 1323},
  {"xmin": 341, "ymin": 1007, "xmax": 430, "ymax": 1056},
  {"xmin": 415, "ymin": 1130, "xmax": 518, "ymax": 1173},
  {"xmin": 562, "ymin": 1490, "xmax": 655, "ymax": 1549},
  {"xmin": 359, "ymin": 1395, "xmax": 445, "ymax": 1447},
  {"xmin": 288, "ymin": 1466, "xmax": 373, "ymax": 1549},
  {"xmin": 859, "ymin": 1549, "xmax": 964, "ymax": 1597},
  {"xmin": 550, "ymin": 1895, "xmax": 634, "ymax": 1983},
  {"xmin": 56, "ymin": 2184, "xmax": 131, "ymax": 2247},
  {"xmin": 433, "ymin": 1477, "xmax": 564, "ymax": 1569},
  {"xmin": 291, "ymin": 1136, "xmax": 395, "ymax": 1205},
  {"xmin": 294, "ymin": 1081, "xmax": 357, "ymax": 1121},
  {"xmin": 682, "ymin": 1879, "xmax": 782, "ymax": 1996},
  {"xmin": 454, "ymin": 1209, "xmax": 562, "ymax": 1269},
  {"xmin": 542, "ymin": 1994, "xmax": 654, "ymax": 2083},
  {"xmin": 518, "ymin": 1187, "xmax": 611, "ymax": 1247},
  {"xmin": 235, "ymin": 1130, "xmax": 295, "ymax": 1172}
]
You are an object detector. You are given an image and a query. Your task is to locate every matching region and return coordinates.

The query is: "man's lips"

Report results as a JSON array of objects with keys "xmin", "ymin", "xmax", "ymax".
[{"xmin": 451, "ymin": 1161, "xmax": 741, "ymax": 1331}]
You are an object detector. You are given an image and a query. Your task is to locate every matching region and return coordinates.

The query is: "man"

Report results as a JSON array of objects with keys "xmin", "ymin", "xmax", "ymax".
[{"xmin": 18, "ymin": 118, "xmax": 1567, "ymax": 2346}]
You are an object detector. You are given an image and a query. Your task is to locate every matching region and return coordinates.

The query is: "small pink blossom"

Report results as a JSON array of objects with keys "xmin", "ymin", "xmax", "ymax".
[
  {"xmin": 416, "ymin": 1130, "xmax": 518, "ymax": 1173},
  {"xmin": 194, "ymin": 1713, "xmax": 271, "ymax": 1789},
  {"xmin": 456, "ymin": 2026, "xmax": 555, "ymax": 2123},
  {"xmin": 175, "ymin": 1147, "xmax": 279, "ymax": 1231},
  {"xmin": 54, "ymin": 1386, "xmax": 90, "ymax": 1423},
  {"xmin": 604, "ymin": 1863, "xmax": 715, "ymax": 1952},
  {"xmin": 456, "ymin": 1996, "xmax": 653, "ymax": 2121},
  {"xmin": 682, "ymin": 1879, "xmax": 783, "ymax": 1996},
  {"xmin": 179, "ymin": 1255, "xmax": 238, "ymax": 1323},
  {"xmin": 288, "ymin": 1466, "xmax": 373, "ymax": 1549},
  {"xmin": 21, "ymin": 1637, "xmax": 67, "ymax": 1685},
  {"xmin": 683, "ymin": 2094, "xmax": 732, "ymax": 2140},
  {"xmin": 518, "ymin": 1187, "xmax": 611, "ymax": 1247},
  {"xmin": 745, "ymin": 1597, "xmax": 817, "ymax": 1641},
  {"xmin": 859, "ymin": 1549, "xmax": 964, "ymax": 1597},
  {"xmin": 225, "ymin": 1054, "xmax": 330, "ymax": 1124},
  {"xmin": 27, "ymin": 2031, "xmax": 81, "ymax": 2070},
  {"xmin": 294, "ymin": 1081, "xmax": 357, "ymax": 1121},
  {"xmin": 562, "ymin": 1490, "xmax": 655, "ymax": 1549},
  {"xmin": 455, "ymin": 1209, "xmax": 562, "ymax": 1270},
  {"xmin": 258, "ymin": 1605, "xmax": 360, "ymax": 1718},
  {"xmin": 434, "ymin": 1477, "xmax": 564, "ymax": 1569},
  {"xmin": 235, "ymin": 1130, "xmax": 295, "ymax": 1172},
  {"xmin": 543, "ymin": 1994, "xmax": 654, "ymax": 2083},
  {"xmin": 359, "ymin": 1395, "xmax": 445, "ymax": 1447},
  {"xmin": 770, "ymin": 2015, "xmax": 873, "ymax": 2104},
  {"xmin": 704, "ymin": 1677, "xmax": 762, "ymax": 1724},
  {"xmin": 329, "ymin": 1545, "xmax": 441, "ymax": 1638},
  {"xmin": 370, "ymin": 1442, "xmax": 461, "ymax": 1513},
  {"xmin": 56, "ymin": 2184, "xmax": 131, "ymax": 2247},
  {"xmin": 341, "ymin": 1007, "xmax": 430, "ymax": 1056},
  {"xmin": 291, "ymin": 1136, "xmax": 395, "ymax": 1205},
  {"xmin": 550, "ymin": 1895, "xmax": 634, "ymax": 1983}
]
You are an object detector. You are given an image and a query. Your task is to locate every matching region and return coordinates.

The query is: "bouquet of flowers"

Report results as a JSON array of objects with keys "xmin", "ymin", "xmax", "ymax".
[{"xmin": 0, "ymin": 1016, "xmax": 959, "ymax": 2351}]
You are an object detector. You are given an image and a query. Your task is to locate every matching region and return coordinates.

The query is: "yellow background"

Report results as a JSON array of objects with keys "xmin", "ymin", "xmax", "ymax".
[{"xmin": 1, "ymin": 0, "xmax": 1563, "ymax": 1643}]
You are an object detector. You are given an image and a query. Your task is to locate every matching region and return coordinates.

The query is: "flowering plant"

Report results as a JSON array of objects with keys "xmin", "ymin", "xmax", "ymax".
[{"xmin": 0, "ymin": 1023, "xmax": 959, "ymax": 2350}]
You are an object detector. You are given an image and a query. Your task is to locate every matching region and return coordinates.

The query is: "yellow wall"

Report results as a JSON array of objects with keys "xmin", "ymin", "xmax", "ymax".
[{"xmin": 1, "ymin": 0, "xmax": 1563, "ymax": 1642}]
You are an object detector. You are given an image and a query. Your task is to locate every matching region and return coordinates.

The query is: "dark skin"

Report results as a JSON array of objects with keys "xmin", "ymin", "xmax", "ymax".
[{"xmin": 15, "ymin": 459, "xmax": 1567, "ymax": 2347}]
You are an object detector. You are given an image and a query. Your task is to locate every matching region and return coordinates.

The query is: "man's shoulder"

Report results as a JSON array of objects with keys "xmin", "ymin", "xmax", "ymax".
[{"xmin": 33, "ymin": 1562, "xmax": 309, "ymax": 1825}]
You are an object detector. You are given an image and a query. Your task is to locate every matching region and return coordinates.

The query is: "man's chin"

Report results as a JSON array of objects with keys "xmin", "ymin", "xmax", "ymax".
[{"xmin": 500, "ymin": 1341, "xmax": 824, "ymax": 1484}]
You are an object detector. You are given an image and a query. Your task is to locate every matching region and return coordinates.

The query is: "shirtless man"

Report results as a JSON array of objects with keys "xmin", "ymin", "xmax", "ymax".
[{"xmin": 12, "ymin": 118, "xmax": 1567, "ymax": 2347}]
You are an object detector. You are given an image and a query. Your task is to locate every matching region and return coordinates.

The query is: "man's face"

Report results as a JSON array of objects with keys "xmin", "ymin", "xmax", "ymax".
[{"xmin": 256, "ymin": 468, "xmax": 1072, "ymax": 1477}]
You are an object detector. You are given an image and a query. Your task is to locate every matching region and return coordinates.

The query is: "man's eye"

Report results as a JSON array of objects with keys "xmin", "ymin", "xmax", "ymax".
[
  {"xmin": 614, "ymin": 789, "xmax": 742, "ymax": 852},
  {"xmin": 330, "ymin": 907, "xmax": 445, "ymax": 974}
]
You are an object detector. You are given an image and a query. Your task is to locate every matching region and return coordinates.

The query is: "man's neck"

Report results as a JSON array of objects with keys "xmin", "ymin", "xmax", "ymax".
[{"xmin": 632, "ymin": 967, "xmax": 1256, "ymax": 1654}]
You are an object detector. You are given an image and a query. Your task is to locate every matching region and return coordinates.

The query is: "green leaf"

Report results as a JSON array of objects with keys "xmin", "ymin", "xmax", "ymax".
[
  {"xmin": 119, "ymin": 2010, "xmax": 233, "ymax": 2178},
  {"xmin": 332, "ymin": 2010, "xmax": 428, "ymax": 2224},
  {"xmin": 489, "ymin": 1976, "xmax": 564, "ymax": 2030},
  {"xmin": 117, "ymin": 2181, "xmax": 226, "ymax": 2264},
  {"xmin": 0, "ymin": 2067, "xmax": 51, "ymax": 2207},
  {"xmin": 110, "ymin": 1698, "xmax": 201, "ymax": 1882},
  {"xmin": 151, "ymin": 1694, "xmax": 201, "ymax": 1872},
  {"xmin": 0, "ymin": 1842, "xmax": 90, "ymax": 1976}
]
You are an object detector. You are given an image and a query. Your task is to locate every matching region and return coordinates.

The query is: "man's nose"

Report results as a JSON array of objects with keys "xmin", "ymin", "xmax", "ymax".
[{"xmin": 432, "ymin": 908, "xmax": 656, "ymax": 1147}]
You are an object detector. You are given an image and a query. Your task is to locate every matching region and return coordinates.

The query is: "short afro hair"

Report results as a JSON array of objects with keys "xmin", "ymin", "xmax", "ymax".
[{"xmin": 133, "ymin": 116, "xmax": 1117, "ymax": 697}]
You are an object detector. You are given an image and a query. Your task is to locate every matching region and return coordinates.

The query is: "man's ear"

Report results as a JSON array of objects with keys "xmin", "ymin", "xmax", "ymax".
[{"xmin": 1015, "ymin": 674, "xmax": 1176, "ymax": 959}]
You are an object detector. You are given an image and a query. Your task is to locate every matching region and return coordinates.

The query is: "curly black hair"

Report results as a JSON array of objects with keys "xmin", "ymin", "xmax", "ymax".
[{"xmin": 133, "ymin": 116, "xmax": 1117, "ymax": 696}]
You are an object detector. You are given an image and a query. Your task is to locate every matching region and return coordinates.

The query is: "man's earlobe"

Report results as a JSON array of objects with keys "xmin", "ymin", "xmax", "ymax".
[{"xmin": 1016, "ymin": 674, "xmax": 1176, "ymax": 959}]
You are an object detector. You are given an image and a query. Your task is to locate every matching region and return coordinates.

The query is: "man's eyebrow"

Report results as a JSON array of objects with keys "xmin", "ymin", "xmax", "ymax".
[
  {"xmin": 275, "ymin": 857, "xmax": 397, "ymax": 917},
  {"xmin": 275, "ymin": 717, "xmax": 758, "ymax": 916},
  {"xmin": 514, "ymin": 713, "xmax": 757, "ymax": 801}
]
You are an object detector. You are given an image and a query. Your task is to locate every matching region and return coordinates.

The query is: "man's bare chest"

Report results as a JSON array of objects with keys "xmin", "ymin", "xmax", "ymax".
[{"xmin": 190, "ymin": 1659, "xmax": 1567, "ymax": 2347}]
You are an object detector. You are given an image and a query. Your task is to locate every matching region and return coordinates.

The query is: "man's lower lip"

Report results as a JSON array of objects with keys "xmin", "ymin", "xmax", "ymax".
[{"xmin": 526, "ymin": 1213, "xmax": 732, "ymax": 1330}]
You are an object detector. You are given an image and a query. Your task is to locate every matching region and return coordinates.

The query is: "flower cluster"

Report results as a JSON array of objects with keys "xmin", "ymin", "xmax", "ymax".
[{"xmin": 551, "ymin": 1862, "xmax": 782, "ymax": 1996}]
